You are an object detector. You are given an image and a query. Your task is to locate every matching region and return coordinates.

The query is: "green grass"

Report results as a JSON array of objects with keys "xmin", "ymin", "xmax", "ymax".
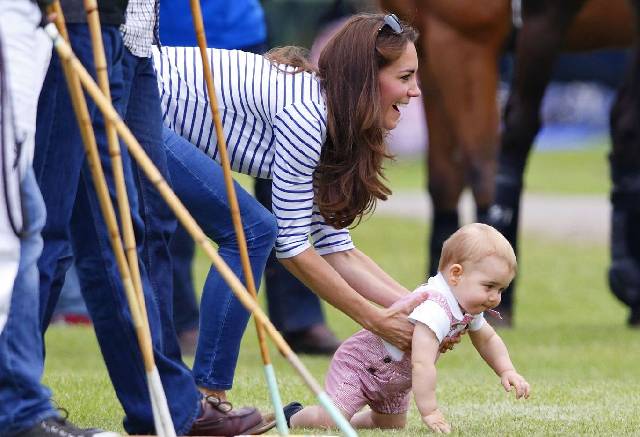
[
  {"xmin": 42, "ymin": 215, "xmax": 639, "ymax": 436},
  {"xmin": 385, "ymin": 145, "xmax": 610, "ymax": 195}
]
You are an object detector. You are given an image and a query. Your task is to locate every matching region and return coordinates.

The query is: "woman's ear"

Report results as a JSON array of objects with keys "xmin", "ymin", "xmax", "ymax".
[{"xmin": 447, "ymin": 263, "xmax": 463, "ymax": 285}]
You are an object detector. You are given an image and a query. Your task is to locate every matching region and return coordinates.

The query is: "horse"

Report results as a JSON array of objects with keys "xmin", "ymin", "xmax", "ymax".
[
  {"xmin": 379, "ymin": 0, "xmax": 634, "ymax": 325},
  {"xmin": 491, "ymin": 0, "xmax": 640, "ymax": 327}
]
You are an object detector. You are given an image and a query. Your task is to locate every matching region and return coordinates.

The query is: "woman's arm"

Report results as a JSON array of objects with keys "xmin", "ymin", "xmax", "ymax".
[{"xmin": 279, "ymin": 247, "xmax": 427, "ymax": 350}]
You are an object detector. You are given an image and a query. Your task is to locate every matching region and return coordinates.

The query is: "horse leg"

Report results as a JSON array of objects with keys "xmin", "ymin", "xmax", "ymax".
[
  {"xmin": 424, "ymin": 97, "xmax": 465, "ymax": 275},
  {"xmin": 489, "ymin": 0, "xmax": 586, "ymax": 319},
  {"xmin": 448, "ymin": 21, "xmax": 510, "ymax": 225},
  {"xmin": 419, "ymin": 14, "xmax": 480, "ymax": 275},
  {"xmin": 608, "ymin": 4, "xmax": 640, "ymax": 325}
]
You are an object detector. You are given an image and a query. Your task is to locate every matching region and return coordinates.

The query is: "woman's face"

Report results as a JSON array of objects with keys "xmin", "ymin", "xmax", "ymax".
[{"xmin": 378, "ymin": 42, "xmax": 421, "ymax": 130}]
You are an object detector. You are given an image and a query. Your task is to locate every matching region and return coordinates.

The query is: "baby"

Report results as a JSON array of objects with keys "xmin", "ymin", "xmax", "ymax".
[{"xmin": 284, "ymin": 223, "xmax": 530, "ymax": 433}]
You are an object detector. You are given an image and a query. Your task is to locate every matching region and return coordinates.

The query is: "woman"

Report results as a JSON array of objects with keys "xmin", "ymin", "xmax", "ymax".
[{"xmin": 152, "ymin": 13, "xmax": 426, "ymax": 400}]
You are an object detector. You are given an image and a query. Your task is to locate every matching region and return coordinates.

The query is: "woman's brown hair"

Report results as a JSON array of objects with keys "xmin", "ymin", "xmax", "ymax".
[{"xmin": 267, "ymin": 14, "xmax": 418, "ymax": 228}]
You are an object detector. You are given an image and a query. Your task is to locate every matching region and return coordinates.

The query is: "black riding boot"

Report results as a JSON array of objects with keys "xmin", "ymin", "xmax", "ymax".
[
  {"xmin": 487, "ymin": 153, "xmax": 526, "ymax": 324},
  {"xmin": 609, "ymin": 164, "xmax": 640, "ymax": 327},
  {"xmin": 428, "ymin": 210, "xmax": 459, "ymax": 276}
]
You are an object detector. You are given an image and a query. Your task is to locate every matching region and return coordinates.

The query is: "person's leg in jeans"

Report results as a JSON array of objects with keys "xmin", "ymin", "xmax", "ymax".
[
  {"xmin": 0, "ymin": 170, "xmax": 58, "ymax": 434},
  {"xmin": 163, "ymin": 127, "xmax": 277, "ymax": 397},
  {"xmin": 117, "ymin": 49, "xmax": 266, "ymax": 434},
  {"xmin": 34, "ymin": 25, "xmax": 201, "ymax": 435},
  {"xmin": 254, "ymin": 179, "xmax": 341, "ymax": 354},
  {"xmin": 0, "ymin": 3, "xmax": 121, "ymax": 434},
  {"xmin": 120, "ymin": 49, "xmax": 183, "ymax": 362},
  {"xmin": 165, "ymin": 40, "xmax": 271, "ymax": 357},
  {"xmin": 34, "ymin": 25, "xmax": 95, "ymax": 329}
]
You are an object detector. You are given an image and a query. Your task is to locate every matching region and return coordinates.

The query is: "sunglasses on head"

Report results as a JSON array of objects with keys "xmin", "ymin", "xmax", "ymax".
[{"xmin": 377, "ymin": 14, "xmax": 402, "ymax": 35}]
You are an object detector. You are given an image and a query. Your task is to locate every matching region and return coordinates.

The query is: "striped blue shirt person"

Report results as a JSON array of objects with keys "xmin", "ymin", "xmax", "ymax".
[
  {"xmin": 153, "ymin": 14, "xmax": 427, "ymax": 364},
  {"xmin": 152, "ymin": 45, "xmax": 354, "ymax": 259}
]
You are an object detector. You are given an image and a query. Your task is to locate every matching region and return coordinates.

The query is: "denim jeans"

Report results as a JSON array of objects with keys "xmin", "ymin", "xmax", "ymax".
[
  {"xmin": 33, "ymin": 25, "xmax": 199, "ymax": 434},
  {"xmin": 166, "ymin": 41, "xmax": 269, "ymax": 338},
  {"xmin": 162, "ymin": 127, "xmax": 277, "ymax": 390},
  {"xmin": 121, "ymin": 49, "xmax": 183, "ymax": 364},
  {"xmin": 0, "ymin": 170, "xmax": 57, "ymax": 435}
]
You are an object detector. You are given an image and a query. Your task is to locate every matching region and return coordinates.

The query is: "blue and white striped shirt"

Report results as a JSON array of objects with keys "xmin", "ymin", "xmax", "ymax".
[{"xmin": 152, "ymin": 46, "xmax": 354, "ymax": 258}]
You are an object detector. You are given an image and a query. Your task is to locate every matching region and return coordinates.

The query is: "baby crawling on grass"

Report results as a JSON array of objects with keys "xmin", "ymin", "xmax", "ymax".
[{"xmin": 285, "ymin": 223, "xmax": 531, "ymax": 433}]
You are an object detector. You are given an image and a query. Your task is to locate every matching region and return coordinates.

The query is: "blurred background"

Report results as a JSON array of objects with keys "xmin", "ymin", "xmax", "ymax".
[{"xmin": 264, "ymin": 0, "xmax": 628, "ymax": 156}]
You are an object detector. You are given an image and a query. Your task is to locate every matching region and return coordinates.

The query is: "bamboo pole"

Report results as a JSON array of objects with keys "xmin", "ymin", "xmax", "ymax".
[
  {"xmin": 187, "ymin": 0, "xmax": 288, "ymax": 434},
  {"xmin": 188, "ymin": 0, "xmax": 271, "ymax": 364},
  {"xmin": 45, "ymin": 23, "xmax": 357, "ymax": 437},
  {"xmin": 80, "ymin": 2, "xmax": 174, "ymax": 435},
  {"xmin": 46, "ymin": 6, "xmax": 175, "ymax": 436}
]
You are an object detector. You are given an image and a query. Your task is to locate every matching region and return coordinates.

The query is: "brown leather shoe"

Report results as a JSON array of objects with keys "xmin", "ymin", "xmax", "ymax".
[
  {"xmin": 187, "ymin": 396, "xmax": 262, "ymax": 436},
  {"xmin": 283, "ymin": 323, "xmax": 342, "ymax": 356}
]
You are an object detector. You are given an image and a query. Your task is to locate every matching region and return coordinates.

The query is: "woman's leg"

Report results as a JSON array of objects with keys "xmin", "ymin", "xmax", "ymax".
[{"xmin": 163, "ymin": 127, "xmax": 277, "ymax": 396}]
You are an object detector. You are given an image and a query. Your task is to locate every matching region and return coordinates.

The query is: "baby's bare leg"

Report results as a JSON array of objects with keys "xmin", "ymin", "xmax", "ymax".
[
  {"xmin": 350, "ymin": 409, "xmax": 407, "ymax": 429},
  {"xmin": 290, "ymin": 405, "xmax": 351, "ymax": 429}
]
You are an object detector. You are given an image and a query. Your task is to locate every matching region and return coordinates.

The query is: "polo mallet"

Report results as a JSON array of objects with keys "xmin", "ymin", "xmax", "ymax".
[
  {"xmin": 44, "ymin": 23, "xmax": 358, "ymax": 437},
  {"xmin": 46, "ymin": 5, "xmax": 175, "ymax": 436},
  {"xmin": 187, "ymin": 0, "xmax": 287, "ymax": 434}
]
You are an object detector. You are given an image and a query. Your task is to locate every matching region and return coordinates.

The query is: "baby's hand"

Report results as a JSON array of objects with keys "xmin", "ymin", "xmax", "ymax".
[
  {"xmin": 423, "ymin": 409, "xmax": 451, "ymax": 434},
  {"xmin": 500, "ymin": 370, "xmax": 531, "ymax": 399}
]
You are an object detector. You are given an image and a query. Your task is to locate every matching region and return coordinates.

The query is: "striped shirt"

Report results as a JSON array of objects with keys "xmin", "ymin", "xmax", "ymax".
[{"xmin": 152, "ymin": 46, "xmax": 354, "ymax": 259}]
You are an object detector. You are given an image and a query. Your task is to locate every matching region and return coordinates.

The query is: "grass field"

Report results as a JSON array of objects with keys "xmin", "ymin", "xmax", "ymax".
[
  {"xmin": 41, "ymin": 146, "xmax": 638, "ymax": 436},
  {"xmin": 384, "ymin": 145, "xmax": 610, "ymax": 195}
]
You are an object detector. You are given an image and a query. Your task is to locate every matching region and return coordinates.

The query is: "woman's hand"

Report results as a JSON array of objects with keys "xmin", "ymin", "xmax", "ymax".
[{"xmin": 369, "ymin": 291, "xmax": 428, "ymax": 350}]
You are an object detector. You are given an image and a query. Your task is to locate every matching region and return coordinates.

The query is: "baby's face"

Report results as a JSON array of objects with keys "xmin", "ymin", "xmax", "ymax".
[{"xmin": 449, "ymin": 255, "xmax": 514, "ymax": 315}]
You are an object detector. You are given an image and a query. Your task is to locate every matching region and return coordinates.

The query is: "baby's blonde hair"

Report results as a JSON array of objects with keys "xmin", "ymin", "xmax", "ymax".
[{"xmin": 438, "ymin": 223, "xmax": 517, "ymax": 274}]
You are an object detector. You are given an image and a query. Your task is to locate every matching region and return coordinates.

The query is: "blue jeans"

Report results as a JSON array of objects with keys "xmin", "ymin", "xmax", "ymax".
[
  {"xmin": 163, "ymin": 127, "xmax": 277, "ymax": 390},
  {"xmin": 0, "ymin": 170, "xmax": 57, "ymax": 435},
  {"xmin": 167, "ymin": 41, "xmax": 268, "ymax": 337},
  {"xmin": 121, "ymin": 49, "xmax": 183, "ymax": 363},
  {"xmin": 33, "ymin": 25, "xmax": 199, "ymax": 434}
]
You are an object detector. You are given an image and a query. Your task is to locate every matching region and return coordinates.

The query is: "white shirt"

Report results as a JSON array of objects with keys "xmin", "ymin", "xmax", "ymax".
[
  {"xmin": 409, "ymin": 273, "xmax": 486, "ymax": 342},
  {"xmin": 383, "ymin": 273, "xmax": 486, "ymax": 360}
]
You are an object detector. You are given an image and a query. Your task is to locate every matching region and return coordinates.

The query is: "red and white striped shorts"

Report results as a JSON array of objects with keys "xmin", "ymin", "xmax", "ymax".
[{"xmin": 324, "ymin": 329, "xmax": 412, "ymax": 416}]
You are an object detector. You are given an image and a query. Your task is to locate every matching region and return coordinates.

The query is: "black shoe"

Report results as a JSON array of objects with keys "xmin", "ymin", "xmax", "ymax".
[
  {"xmin": 283, "ymin": 324, "xmax": 341, "ymax": 355},
  {"xmin": 15, "ymin": 416, "xmax": 120, "ymax": 437},
  {"xmin": 283, "ymin": 402, "xmax": 304, "ymax": 428}
]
